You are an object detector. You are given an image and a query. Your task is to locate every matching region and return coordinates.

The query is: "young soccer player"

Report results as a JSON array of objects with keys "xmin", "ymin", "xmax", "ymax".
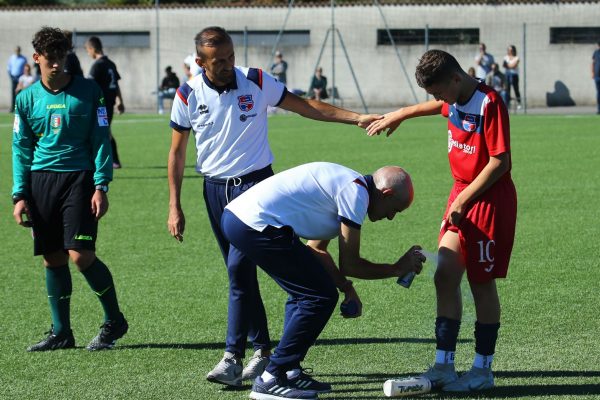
[
  {"xmin": 367, "ymin": 49, "xmax": 517, "ymax": 392},
  {"xmin": 12, "ymin": 27, "xmax": 128, "ymax": 352}
]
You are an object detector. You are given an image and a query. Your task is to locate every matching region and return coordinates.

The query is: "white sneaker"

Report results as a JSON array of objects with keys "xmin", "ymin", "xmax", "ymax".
[
  {"xmin": 443, "ymin": 366, "xmax": 494, "ymax": 392},
  {"xmin": 419, "ymin": 363, "xmax": 458, "ymax": 388},
  {"xmin": 206, "ymin": 352, "xmax": 243, "ymax": 386},
  {"xmin": 242, "ymin": 349, "xmax": 270, "ymax": 380}
]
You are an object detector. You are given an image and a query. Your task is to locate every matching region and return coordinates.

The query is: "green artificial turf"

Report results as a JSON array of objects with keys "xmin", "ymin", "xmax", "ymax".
[{"xmin": 1, "ymin": 112, "xmax": 599, "ymax": 399}]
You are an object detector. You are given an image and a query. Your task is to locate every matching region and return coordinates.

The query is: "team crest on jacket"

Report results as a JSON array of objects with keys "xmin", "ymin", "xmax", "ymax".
[
  {"xmin": 462, "ymin": 114, "xmax": 477, "ymax": 132},
  {"xmin": 238, "ymin": 94, "xmax": 254, "ymax": 112}
]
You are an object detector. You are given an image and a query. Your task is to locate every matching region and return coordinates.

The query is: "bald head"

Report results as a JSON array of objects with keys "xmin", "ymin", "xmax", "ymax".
[{"xmin": 373, "ymin": 166, "xmax": 414, "ymax": 209}]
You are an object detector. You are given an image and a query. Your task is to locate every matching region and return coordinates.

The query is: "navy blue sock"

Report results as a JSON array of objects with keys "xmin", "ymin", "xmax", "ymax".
[
  {"xmin": 435, "ymin": 317, "xmax": 461, "ymax": 351},
  {"xmin": 474, "ymin": 321, "xmax": 500, "ymax": 356}
]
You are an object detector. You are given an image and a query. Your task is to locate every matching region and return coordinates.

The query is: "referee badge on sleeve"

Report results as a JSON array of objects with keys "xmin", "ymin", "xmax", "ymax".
[{"xmin": 97, "ymin": 107, "xmax": 109, "ymax": 127}]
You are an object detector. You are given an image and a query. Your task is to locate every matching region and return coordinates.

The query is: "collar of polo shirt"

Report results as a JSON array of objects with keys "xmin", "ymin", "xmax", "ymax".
[{"xmin": 202, "ymin": 68, "xmax": 238, "ymax": 94}]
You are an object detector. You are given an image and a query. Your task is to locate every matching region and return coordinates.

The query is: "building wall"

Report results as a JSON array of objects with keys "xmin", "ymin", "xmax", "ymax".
[{"xmin": 1, "ymin": 3, "xmax": 598, "ymax": 110}]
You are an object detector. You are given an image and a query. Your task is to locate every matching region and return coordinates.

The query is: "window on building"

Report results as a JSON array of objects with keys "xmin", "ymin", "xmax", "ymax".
[
  {"xmin": 377, "ymin": 28, "xmax": 479, "ymax": 46},
  {"xmin": 550, "ymin": 27, "xmax": 600, "ymax": 44},
  {"xmin": 228, "ymin": 30, "xmax": 310, "ymax": 47},
  {"xmin": 74, "ymin": 31, "xmax": 150, "ymax": 48}
]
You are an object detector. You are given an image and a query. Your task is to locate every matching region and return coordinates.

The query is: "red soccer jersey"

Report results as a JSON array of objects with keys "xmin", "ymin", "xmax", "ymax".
[{"xmin": 441, "ymin": 83, "xmax": 511, "ymax": 184}]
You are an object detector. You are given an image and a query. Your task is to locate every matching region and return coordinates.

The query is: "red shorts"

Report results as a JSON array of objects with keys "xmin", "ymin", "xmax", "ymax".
[{"xmin": 439, "ymin": 176, "xmax": 517, "ymax": 283}]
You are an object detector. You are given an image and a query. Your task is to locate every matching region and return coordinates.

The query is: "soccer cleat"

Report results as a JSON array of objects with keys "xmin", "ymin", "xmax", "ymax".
[
  {"xmin": 27, "ymin": 327, "xmax": 75, "ymax": 352},
  {"xmin": 250, "ymin": 376, "xmax": 318, "ymax": 400},
  {"xmin": 419, "ymin": 363, "xmax": 458, "ymax": 388},
  {"xmin": 243, "ymin": 349, "xmax": 270, "ymax": 380},
  {"xmin": 442, "ymin": 366, "xmax": 494, "ymax": 392},
  {"xmin": 287, "ymin": 370, "xmax": 331, "ymax": 394},
  {"xmin": 86, "ymin": 314, "xmax": 129, "ymax": 351},
  {"xmin": 206, "ymin": 352, "xmax": 243, "ymax": 386}
]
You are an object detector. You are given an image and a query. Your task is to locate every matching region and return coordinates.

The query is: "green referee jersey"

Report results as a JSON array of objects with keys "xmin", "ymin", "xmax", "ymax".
[{"xmin": 12, "ymin": 75, "xmax": 112, "ymax": 197}]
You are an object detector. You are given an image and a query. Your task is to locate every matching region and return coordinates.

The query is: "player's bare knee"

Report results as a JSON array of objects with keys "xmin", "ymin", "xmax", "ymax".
[
  {"xmin": 43, "ymin": 250, "xmax": 69, "ymax": 267},
  {"xmin": 68, "ymin": 249, "xmax": 96, "ymax": 271}
]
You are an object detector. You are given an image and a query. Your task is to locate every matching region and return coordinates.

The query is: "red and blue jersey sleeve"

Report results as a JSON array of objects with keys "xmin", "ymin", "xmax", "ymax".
[
  {"xmin": 170, "ymin": 82, "xmax": 193, "ymax": 131},
  {"xmin": 483, "ymin": 92, "xmax": 510, "ymax": 157}
]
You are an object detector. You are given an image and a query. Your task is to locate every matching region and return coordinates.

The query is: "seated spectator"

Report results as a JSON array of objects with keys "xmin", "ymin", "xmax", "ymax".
[
  {"xmin": 309, "ymin": 67, "xmax": 328, "ymax": 101},
  {"xmin": 15, "ymin": 64, "xmax": 35, "ymax": 95},
  {"xmin": 158, "ymin": 66, "xmax": 180, "ymax": 114},
  {"xmin": 485, "ymin": 63, "xmax": 507, "ymax": 104}
]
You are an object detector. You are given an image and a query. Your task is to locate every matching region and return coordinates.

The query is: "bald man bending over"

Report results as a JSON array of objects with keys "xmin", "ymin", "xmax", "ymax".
[{"xmin": 222, "ymin": 162, "xmax": 425, "ymax": 400}]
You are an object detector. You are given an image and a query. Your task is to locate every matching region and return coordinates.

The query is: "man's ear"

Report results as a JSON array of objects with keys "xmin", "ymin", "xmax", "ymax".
[
  {"xmin": 32, "ymin": 53, "xmax": 40, "ymax": 64},
  {"xmin": 381, "ymin": 188, "xmax": 394, "ymax": 197}
]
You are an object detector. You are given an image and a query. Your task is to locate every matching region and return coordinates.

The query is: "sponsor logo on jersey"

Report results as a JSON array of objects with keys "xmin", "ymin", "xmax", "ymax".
[
  {"xmin": 97, "ymin": 107, "xmax": 109, "ymax": 127},
  {"xmin": 198, "ymin": 104, "xmax": 209, "ymax": 114},
  {"xmin": 237, "ymin": 94, "xmax": 254, "ymax": 112},
  {"xmin": 46, "ymin": 104, "xmax": 66, "ymax": 109},
  {"xmin": 462, "ymin": 114, "xmax": 478, "ymax": 132},
  {"xmin": 448, "ymin": 131, "xmax": 477, "ymax": 155},
  {"xmin": 239, "ymin": 113, "xmax": 257, "ymax": 122},
  {"xmin": 51, "ymin": 114, "xmax": 62, "ymax": 132}
]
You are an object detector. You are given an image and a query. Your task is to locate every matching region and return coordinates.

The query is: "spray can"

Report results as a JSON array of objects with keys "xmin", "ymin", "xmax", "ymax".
[
  {"xmin": 397, "ymin": 271, "xmax": 416, "ymax": 288},
  {"xmin": 383, "ymin": 377, "xmax": 432, "ymax": 397}
]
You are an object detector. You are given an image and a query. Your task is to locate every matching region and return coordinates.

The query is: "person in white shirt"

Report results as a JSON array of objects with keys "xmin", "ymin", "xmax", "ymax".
[
  {"xmin": 15, "ymin": 63, "xmax": 35, "ymax": 95},
  {"xmin": 502, "ymin": 45, "xmax": 521, "ymax": 109},
  {"xmin": 223, "ymin": 162, "xmax": 425, "ymax": 400},
  {"xmin": 167, "ymin": 26, "xmax": 381, "ymax": 388}
]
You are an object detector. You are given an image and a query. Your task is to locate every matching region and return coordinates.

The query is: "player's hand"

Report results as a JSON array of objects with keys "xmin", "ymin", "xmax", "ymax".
[
  {"xmin": 117, "ymin": 103, "xmax": 125, "ymax": 115},
  {"xmin": 13, "ymin": 200, "xmax": 33, "ymax": 228},
  {"xmin": 91, "ymin": 190, "xmax": 109, "ymax": 221},
  {"xmin": 447, "ymin": 197, "xmax": 466, "ymax": 226},
  {"xmin": 394, "ymin": 245, "xmax": 425, "ymax": 277},
  {"xmin": 366, "ymin": 110, "xmax": 404, "ymax": 137},
  {"xmin": 357, "ymin": 113, "xmax": 382, "ymax": 129},
  {"xmin": 340, "ymin": 285, "xmax": 363, "ymax": 319},
  {"xmin": 168, "ymin": 207, "xmax": 185, "ymax": 242}
]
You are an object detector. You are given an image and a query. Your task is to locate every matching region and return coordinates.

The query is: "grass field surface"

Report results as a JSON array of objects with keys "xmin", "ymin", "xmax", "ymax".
[{"xmin": 1, "ymin": 112, "xmax": 599, "ymax": 399}]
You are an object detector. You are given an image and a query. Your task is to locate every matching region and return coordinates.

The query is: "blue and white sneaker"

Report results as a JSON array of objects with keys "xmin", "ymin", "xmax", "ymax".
[
  {"xmin": 250, "ymin": 376, "xmax": 318, "ymax": 400},
  {"xmin": 419, "ymin": 363, "xmax": 458, "ymax": 388},
  {"xmin": 288, "ymin": 370, "xmax": 332, "ymax": 394},
  {"xmin": 442, "ymin": 366, "xmax": 494, "ymax": 392}
]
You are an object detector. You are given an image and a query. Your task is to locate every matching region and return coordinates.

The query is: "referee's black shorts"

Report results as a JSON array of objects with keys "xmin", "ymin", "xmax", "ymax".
[{"xmin": 29, "ymin": 170, "xmax": 98, "ymax": 256}]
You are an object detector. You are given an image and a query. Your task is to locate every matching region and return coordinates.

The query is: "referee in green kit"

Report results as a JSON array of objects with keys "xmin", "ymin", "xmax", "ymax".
[{"xmin": 12, "ymin": 27, "xmax": 128, "ymax": 352}]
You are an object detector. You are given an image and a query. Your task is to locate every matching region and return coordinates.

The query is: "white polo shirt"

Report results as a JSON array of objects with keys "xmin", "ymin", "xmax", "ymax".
[
  {"xmin": 170, "ymin": 66, "xmax": 287, "ymax": 179},
  {"xmin": 225, "ymin": 162, "xmax": 372, "ymax": 240}
]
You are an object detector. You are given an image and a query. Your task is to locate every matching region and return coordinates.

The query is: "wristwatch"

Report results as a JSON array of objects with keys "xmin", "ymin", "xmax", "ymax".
[
  {"xmin": 95, "ymin": 184, "xmax": 109, "ymax": 193},
  {"xmin": 12, "ymin": 194, "xmax": 26, "ymax": 204}
]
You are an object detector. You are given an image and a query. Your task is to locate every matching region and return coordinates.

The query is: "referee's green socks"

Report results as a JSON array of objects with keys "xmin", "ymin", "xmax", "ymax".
[
  {"xmin": 82, "ymin": 258, "xmax": 122, "ymax": 322},
  {"xmin": 46, "ymin": 264, "xmax": 72, "ymax": 335}
]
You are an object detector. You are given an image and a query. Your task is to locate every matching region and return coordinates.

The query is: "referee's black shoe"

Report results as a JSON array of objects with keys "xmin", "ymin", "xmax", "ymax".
[
  {"xmin": 27, "ymin": 326, "xmax": 75, "ymax": 352},
  {"xmin": 86, "ymin": 314, "xmax": 129, "ymax": 351}
]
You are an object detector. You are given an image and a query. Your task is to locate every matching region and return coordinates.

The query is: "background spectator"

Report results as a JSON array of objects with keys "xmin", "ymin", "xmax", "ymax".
[
  {"xmin": 269, "ymin": 51, "xmax": 288, "ymax": 85},
  {"xmin": 15, "ymin": 63, "xmax": 35, "ymax": 95},
  {"xmin": 309, "ymin": 67, "xmax": 328, "ymax": 101},
  {"xmin": 485, "ymin": 62, "xmax": 507, "ymax": 104},
  {"xmin": 503, "ymin": 44, "xmax": 522, "ymax": 110},
  {"xmin": 158, "ymin": 65, "xmax": 180, "ymax": 114},
  {"xmin": 592, "ymin": 41, "xmax": 600, "ymax": 114},
  {"xmin": 474, "ymin": 43, "xmax": 494, "ymax": 80},
  {"xmin": 7, "ymin": 45, "xmax": 27, "ymax": 112}
]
